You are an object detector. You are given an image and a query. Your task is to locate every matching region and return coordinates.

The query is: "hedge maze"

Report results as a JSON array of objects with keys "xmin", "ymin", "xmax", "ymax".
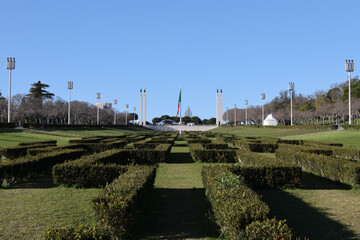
[{"xmin": 1, "ymin": 130, "xmax": 359, "ymax": 239}]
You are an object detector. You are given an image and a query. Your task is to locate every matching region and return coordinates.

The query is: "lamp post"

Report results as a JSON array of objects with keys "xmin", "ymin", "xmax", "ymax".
[
  {"xmin": 6, "ymin": 57, "xmax": 15, "ymax": 123},
  {"xmin": 113, "ymin": 99, "xmax": 117, "ymax": 125},
  {"xmin": 261, "ymin": 93, "xmax": 265, "ymax": 125},
  {"xmin": 345, "ymin": 60, "xmax": 354, "ymax": 125},
  {"xmin": 96, "ymin": 93, "xmax": 101, "ymax": 125},
  {"xmin": 234, "ymin": 104, "xmax": 237, "ymax": 125},
  {"xmin": 289, "ymin": 82, "xmax": 295, "ymax": 125},
  {"xmin": 244, "ymin": 100, "xmax": 248, "ymax": 125},
  {"xmin": 67, "ymin": 81, "xmax": 73, "ymax": 125},
  {"xmin": 139, "ymin": 89, "xmax": 143, "ymax": 125},
  {"xmin": 125, "ymin": 104, "xmax": 129, "ymax": 126}
]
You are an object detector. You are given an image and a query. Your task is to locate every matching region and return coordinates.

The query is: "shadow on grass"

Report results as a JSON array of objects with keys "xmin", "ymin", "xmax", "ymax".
[
  {"xmin": 165, "ymin": 152, "xmax": 195, "ymax": 164},
  {"xmin": 133, "ymin": 188, "xmax": 219, "ymax": 240},
  {"xmin": 300, "ymin": 172, "xmax": 352, "ymax": 190}
]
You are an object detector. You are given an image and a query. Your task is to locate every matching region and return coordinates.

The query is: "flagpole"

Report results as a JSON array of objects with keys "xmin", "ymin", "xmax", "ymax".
[{"xmin": 179, "ymin": 86, "xmax": 182, "ymax": 125}]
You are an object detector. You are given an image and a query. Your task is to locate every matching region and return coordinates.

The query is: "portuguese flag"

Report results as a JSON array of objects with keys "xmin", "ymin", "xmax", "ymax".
[{"xmin": 176, "ymin": 89, "xmax": 181, "ymax": 117}]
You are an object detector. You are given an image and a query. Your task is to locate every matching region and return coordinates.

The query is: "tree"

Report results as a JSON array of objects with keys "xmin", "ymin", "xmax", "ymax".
[
  {"xmin": 191, "ymin": 116, "xmax": 202, "ymax": 125},
  {"xmin": 181, "ymin": 116, "xmax": 191, "ymax": 124},
  {"xmin": 160, "ymin": 115, "xmax": 171, "ymax": 120},
  {"xmin": 341, "ymin": 76, "xmax": 360, "ymax": 102},
  {"xmin": 26, "ymin": 81, "xmax": 55, "ymax": 101},
  {"xmin": 152, "ymin": 117, "xmax": 161, "ymax": 124}
]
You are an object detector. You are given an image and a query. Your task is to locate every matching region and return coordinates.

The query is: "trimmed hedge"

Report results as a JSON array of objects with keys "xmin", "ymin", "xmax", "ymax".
[
  {"xmin": 276, "ymin": 147, "xmax": 360, "ymax": 186},
  {"xmin": 202, "ymin": 165, "xmax": 294, "ymax": 239},
  {"xmin": 18, "ymin": 140, "xmax": 57, "ymax": 146},
  {"xmin": 189, "ymin": 143, "xmax": 236, "ymax": 163},
  {"xmin": 0, "ymin": 143, "xmax": 58, "ymax": 160},
  {"xmin": 202, "ymin": 165, "xmax": 270, "ymax": 238},
  {"xmin": 235, "ymin": 150, "xmax": 301, "ymax": 188},
  {"xmin": 0, "ymin": 149, "xmax": 85, "ymax": 185},
  {"xmin": 233, "ymin": 139, "xmax": 278, "ymax": 153},
  {"xmin": 92, "ymin": 165, "xmax": 156, "ymax": 238},
  {"xmin": 42, "ymin": 225, "xmax": 111, "ymax": 240}
]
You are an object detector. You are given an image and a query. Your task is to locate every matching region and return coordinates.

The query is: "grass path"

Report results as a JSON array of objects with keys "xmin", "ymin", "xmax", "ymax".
[{"xmin": 134, "ymin": 141, "xmax": 219, "ymax": 240}]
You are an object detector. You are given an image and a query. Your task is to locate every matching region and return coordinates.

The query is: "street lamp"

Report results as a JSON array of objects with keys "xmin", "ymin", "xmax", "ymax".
[
  {"xmin": 6, "ymin": 57, "xmax": 15, "ymax": 123},
  {"xmin": 261, "ymin": 93, "xmax": 265, "ymax": 125},
  {"xmin": 125, "ymin": 104, "xmax": 129, "ymax": 126},
  {"xmin": 289, "ymin": 82, "xmax": 295, "ymax": 125},
  {"xmin": 234, "ymin": 104, "xmax": 237, "ymax": 125},
  {"xmin": 96, "ymin": 93, "xmax": 101, "ymax": 125},
  {"xmin": 113, "ymin": 99, "xmax": 117, "ymax": 125},
  {"xmin": 67, "ymin": 81, "xmax": 73, "ymax": 125},
  {"xmin": 345, "ymin": 60, "xmax": 354, "ymax": 125},
  {"xmin": 244, "ymin": 100, "xmax": 248, "ymax": 125}
]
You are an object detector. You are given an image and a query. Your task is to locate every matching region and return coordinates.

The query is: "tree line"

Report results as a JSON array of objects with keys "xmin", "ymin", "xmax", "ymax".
[
  {"xmin": 0, "ymin": 81, "xmax": 137, "ymax": 125},
  {"xmin": 225, "ymin": 76, "xmax": 360, "ymax": 125}
]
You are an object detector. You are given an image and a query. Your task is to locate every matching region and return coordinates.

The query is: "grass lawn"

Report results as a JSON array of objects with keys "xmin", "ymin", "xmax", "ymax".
[
  {"xmin": 0, "ymin": 127, "xmax": 151, "ymax": 148},
  {"xmin": 134, "ymin": 141, "xmax": 219, "ymax": 240},
  {"xmin": 210, "ymin": 126, "xmax": 330, "ymax": 138},
  {"xmin": 0, "ymin": 176, "xmax": 99, "ymax": 240},
  {"xmin": 284, "ymin": 129, "xmax": 360, "ymax": 148}
]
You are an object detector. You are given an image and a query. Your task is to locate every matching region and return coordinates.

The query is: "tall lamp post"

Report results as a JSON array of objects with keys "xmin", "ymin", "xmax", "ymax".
[
  {"xmin": 96, "ymin": 93, "xmax": 101, "ymax": 125},
  {"xmin": 67, "ymin": 81, "xmax": 73, "ymax": 125},
  {"xmin": 6, "ymin": 57, "xmax": 15, "ymax": 123},
  {"xmin": 113, "ymin": 99, "xmax": 117, "ymax": 125},
  {"xmin": 289, "ymin": 82, "xmax": 295, "ymax": 125},
  {"xmin": 244, "ymin": 100, "xmax": 248, "ymax": 125},
  {"xmin": 345, "ymin": 60, "xmax": 354, "ymax": 125},
  {"xmin": 234, "ymin": 104, "xmax": 237, "ymax": 125},
  {"xmin": 261, "ymin": 93, "xmax": 265, "ymax": 125},
  {"xmin": 125, "ymin": 104, "xmax": 129, "ymax": 126}
]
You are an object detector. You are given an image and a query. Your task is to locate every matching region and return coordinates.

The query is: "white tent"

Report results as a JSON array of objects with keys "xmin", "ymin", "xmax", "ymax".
[{"xmin": 263, "ymin": 113, "xmax": 278, "ymax": 126}]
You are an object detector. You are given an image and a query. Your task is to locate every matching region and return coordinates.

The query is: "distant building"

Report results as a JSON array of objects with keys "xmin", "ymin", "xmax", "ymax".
[{"xmin": 93, "ymin": 102, "xmax": 112, "ymax": 109}]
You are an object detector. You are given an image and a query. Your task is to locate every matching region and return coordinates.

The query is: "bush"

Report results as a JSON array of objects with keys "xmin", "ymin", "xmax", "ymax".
[
  {"xmin": 92, "ymin": 165, "xmax": 156, "ymax": 238},
  {"xmin": 189, "ymin": 143, "xmax": 236, "ymax": 163},
  {"xmin": 202, "ymin": 165, "xmax": 270, "ymax": 239},
  {"xmin": 0, "ymin": 149, "xmax": 85, "ymax": 186},
  {"xmin": 276, "ymin": 147, "xmax": 360, "ymax": 186},
  {"xmin": 42, "ymin": 225, "xmax": 111, "ymax": 240},
  {"xmin": 53, "ymin": 161, "xmax": 128, "ymax": 188},
  {"xmin": 18, "ymin": 140, "xmax": 57, "ymax": 146},
  {"xmin": 0, "ymin": 143, "xmax": 58, "ymax": 160},
  {"xmin": 233, "ymin": 139, "xmax": 278, "ymax": 153},
  {"xmin": 235, "ymin": 150, "xmax": 301, "ymax": 188},
  {"xmin": 240, "ymin": 218, "xmax": 293, "ymax": 240}
]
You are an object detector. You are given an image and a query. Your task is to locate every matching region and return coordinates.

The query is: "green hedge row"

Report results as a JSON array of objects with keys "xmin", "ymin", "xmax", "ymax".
[
  {"xmin": 0, "ymin": 149, "xmax": 85, "ymax": 186},
  {"xmin": 186, "ymin": 137, "xmax": 212, "ymax": 144},
  {"xmin": 202, "ymin": 165, "xmax": 293, "ymax": 239},
  {"xmin": 0, "ymin": 143, "xmax": 58, "ymax": 160},
  {"xmin": 235, "ymin": 150, "xmax": 301, "ymax": 188},
  {"xmin": 233, "ymin": 139, "xmax": 278, "ymax": 153},
  {"xmin": 0, "ymin": 122, "xmax": 16, "ymax": 128},
  {"xmin": 18, "ymin": 140, "xmax": 57, "ymax": 146},
  {"xmin": 276, "ymin": 147, "xmax": 360, "ymax": 186},
  {"xmin": 92, "ymin": 165, "xmax": 156, "ymax": 238},
  {"xmin": 42, "ymin": 225, "xmax": 111, "ymax": 240},
  {"xmin": 188, "ymin": 143, "xmax": 236, "ymax": 163},
  {"xmin": 68, "ymin": 140, "xmax": 127, "ymax": 153}
]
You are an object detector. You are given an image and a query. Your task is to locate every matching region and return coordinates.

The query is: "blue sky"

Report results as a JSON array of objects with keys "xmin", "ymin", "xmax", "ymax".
[{"xmin": 1, "ymin": 0, "xmax": 359, "ymax": 121}]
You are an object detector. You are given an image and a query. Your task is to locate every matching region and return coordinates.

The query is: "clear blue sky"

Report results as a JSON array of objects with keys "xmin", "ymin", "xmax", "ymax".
[{"xmin": 1, "ymin": 0, "xmax": 359, "ymax": 121}]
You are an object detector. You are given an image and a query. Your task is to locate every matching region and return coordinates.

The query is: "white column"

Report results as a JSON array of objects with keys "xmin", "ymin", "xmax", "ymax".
[
  {"xmin": 220, "ymin": 89, "xmax": 223, "ymax": 125},
  {"xmin": 139, "ymin": 89, "xmax": 143, "ymax": 125},
  {"xmin": 349, "ymin": 72, "xmax": 352, "ymax": 125},
  {"xmin": 216, "ymin": 89, "xmax": 219, "ymax": 126},
  {"xmin": 8, "ymin": 70, "xmax": 11, "ymax": 123}
]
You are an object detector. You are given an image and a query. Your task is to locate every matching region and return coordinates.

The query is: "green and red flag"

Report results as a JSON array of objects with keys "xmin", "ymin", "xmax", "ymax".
[{"xmin": 176, "ymin": 88, "xmax": 181, "ymax": 117}]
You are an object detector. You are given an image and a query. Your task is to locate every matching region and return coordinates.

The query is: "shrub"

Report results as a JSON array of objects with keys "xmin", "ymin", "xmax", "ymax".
[
  {"xmin": 188, "ymin": 143, "xmax": 236, "ymax": 163},
  {"xmin": 92, "ymin": 165, "xmax": 156, "ymax": 238},
  {"xmin": 53, "ymin": 161, "xmax": 128, "ymax": 188},
  {"xmin": 0, "ymin": 143, "xmax": 58, "ymax": 160},
  {"xmin": 0, "ymin": 149, "xmax": 85, "ymax": 186},
  {"xmin": 42, "ymin": 225, "xmax": 111, "ymax": 240},
  {"xmin": 18, "ymin": 140, "xmax": 57, "ymax": 146},
  {"xmin": 240, "ymin": 218, "xmax": 293, "ymax": 240},
  {"xmin": 202, "ymin": 165, "xmax": 270, "ymax": 239}
]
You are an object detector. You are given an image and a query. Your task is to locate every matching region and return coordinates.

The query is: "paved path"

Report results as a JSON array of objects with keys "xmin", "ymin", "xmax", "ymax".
[{"xmin": 133, "ymin": 141, "xmax": 219, "ymax": 239}]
